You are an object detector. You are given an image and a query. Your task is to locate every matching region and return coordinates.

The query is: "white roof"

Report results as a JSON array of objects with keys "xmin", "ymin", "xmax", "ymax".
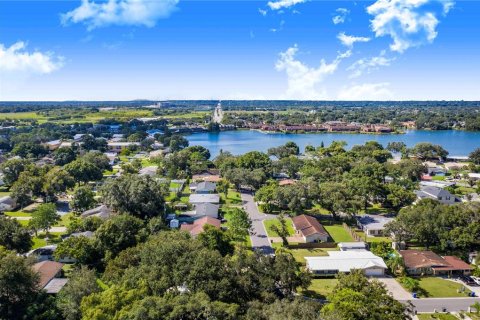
[
  {"xmin": 306, "ymin": 251, "xmax": 387, "ymax": 272},
  {"xmin": 469, "ymin": 173, "xmax": 480, "ymax": 179},
  {"xmin": 44, "ymin": 278, "xmax": 69, "ymax": 294}
]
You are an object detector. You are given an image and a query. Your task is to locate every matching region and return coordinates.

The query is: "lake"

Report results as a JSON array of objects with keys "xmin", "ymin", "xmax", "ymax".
[{"xmin": 186, "ymin": 129, "xmax": 480, "ymax": 158}]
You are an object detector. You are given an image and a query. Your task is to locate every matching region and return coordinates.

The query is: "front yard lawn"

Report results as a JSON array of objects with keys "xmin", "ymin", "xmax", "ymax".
[
  {"xmin": 287, "ymin": 248, "xmax": 330, "ymax": 265},
  {"xmin": 54, "ymin": 212, "xmax": 74, "ymax": 227},
  {"xmin": 32, "ymin": 232, "xmax": 64, "ymax": 249},
  {"xmin": 220, "ymin": 189, "xmax": 242, "ymax": 206},
  {"xmin": 299, "ymin": 278, "xmax": 338, "ymax": 299},
  {"xmin": 4, "ymin": 211, "xmax": 31, "ymax": 217},
  {"xmin": 416, "ymin": 277, "xmax": 472, "ymax": 298},
  {"xmin": 263, "ymin": 218, "xmax": 294, "ymax": 237},
  {"xmin": 324, "ymin": 225, "xmax": 354, "ymax": 243}
]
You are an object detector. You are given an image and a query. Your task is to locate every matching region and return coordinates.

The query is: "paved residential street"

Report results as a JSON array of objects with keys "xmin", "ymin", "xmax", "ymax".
[
  {"xmin": 240, "ymin": 192, "xmax": 275, "ymax": 255},
  {"xmin": 406, "ymin": 297, "xmax": 480, "ymax": 313}
]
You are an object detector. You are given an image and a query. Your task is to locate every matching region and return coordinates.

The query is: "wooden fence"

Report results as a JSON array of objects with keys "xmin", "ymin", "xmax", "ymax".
[{"xmin": 342, "ymin": 223, "xmax": 363, "ymax": 242}]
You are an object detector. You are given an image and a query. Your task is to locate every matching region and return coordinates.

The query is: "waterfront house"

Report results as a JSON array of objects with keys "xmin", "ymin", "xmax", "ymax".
[{"xmin": 291, "ymin": 214, "xmax": 329, "ymax": 243}]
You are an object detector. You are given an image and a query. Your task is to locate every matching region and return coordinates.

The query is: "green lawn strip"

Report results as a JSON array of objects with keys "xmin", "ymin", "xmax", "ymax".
[
  {"xmin": 0, "ymin": 111, "xmax": 47, "ymax": 120},
  {"xmin": 32, "ymin": 232, "xmax": 65, "ymax": 249},
  {"xmin": 416, "ymin": 277, "xmax": 472, "ymax": 298},
  {"xmin": 432, "ymin": 176, "xmax": 446, "ymax": 181},
  {"xmin": 467, "ymin": 313, "xmax": 480, "ymax": 320},
  {"xmin": 355, "ymin": 230, "xmax": 392, "ymax": 243},
  {"xmin": 263, "ymin": 218, "xmax": 294, "ymax": 237},
  {"xmin": 4, "ymin": 211, "xmax": 31, "ymax": 217},
  {"xmin": 0, "ymin": 191, "xmax": 11, "ymax": 197},
  {"xmin": 299, "ymin": 278, "xmax": 338, "ymax": 300},
  {"xmin": 286, "ymin": 248, "xmax": 330, "ymax": 265},
  {"xmin": 324, "ymin": 225, "xmax": 354, "ymax": 242},
  {"xmin": 417, "ymin": 313, "xmax": 459, "ymax": 320}
]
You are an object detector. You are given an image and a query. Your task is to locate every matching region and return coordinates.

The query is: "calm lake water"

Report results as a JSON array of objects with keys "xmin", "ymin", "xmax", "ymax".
[{"xmin": 186, "ymin": 130, "xmax": 480, "ymax": 158}]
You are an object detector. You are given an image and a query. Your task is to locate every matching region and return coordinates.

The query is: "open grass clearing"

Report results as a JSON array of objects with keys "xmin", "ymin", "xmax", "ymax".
[
  {"xmin": 263, "ymin": 218, "xmax": 294, "ymax": 237},
  {"xmin": 32, "ymin": 232, "xmax": 65, "ymax": 249},
  {"xmin": 299, "ymin": 278, "xmax": 338, "ymax": 300},
  {"xmin": 323, "ymin": 224, "xmax": 353, "ymax": 243}
]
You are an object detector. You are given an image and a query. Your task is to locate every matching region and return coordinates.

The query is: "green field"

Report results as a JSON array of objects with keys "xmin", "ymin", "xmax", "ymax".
[
  {"xmin": 263, "ymin": 218, "xmax": 295, "ymax": 237},
  {"xmin": 299, "ymin": 278, "xmax": 338, "ymax": 299},
  {"xmin": 0, "ymin": 111, "xmax": 46, "ymax": 120},
  {"xmin": 324, "ymin": 224, "xmax": 354, "ymax": 242}
]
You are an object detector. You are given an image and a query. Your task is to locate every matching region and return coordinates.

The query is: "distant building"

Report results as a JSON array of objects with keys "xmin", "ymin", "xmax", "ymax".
[
  {"xmin": 291, "ymin": 214, "xmax": 329, "ymax": 243},
  {"xmin": 306, "ymin": 251, "xmax": 387, "ymax": 276},
  {"xmin": 107, "ymin": 141, "xmax": 140, "ymax": 152},
  {"xmin": 212, "ymin": 102, "xmax": 224, "ymax": 123},
  {"xmin": 184, "ymin": 203, "xmax": 219, "ymax": 219},
  {"xmin": 0, "ymin": 196, "xmax": 16, "ymax": 211},
  {"xmin": 44, "ymin": 139, "xmax": 62, "ymax": 151},
  {"xmin": 189, "ymin": 181, "xmax": 216, "ymax": 194},
  {"xmin": 81, "ymin": 205, "xmax": 112, "ymax": 219},
  {"xmin": 139, "ymin": 166, "xmax": 158, "ymax": 177}
]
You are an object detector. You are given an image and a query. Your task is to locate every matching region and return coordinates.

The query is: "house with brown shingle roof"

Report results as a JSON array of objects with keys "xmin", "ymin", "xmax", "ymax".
[
  {"xmin": 180, "ymin": 216, "xmax": 221, "ymax": 237},
  {"xmin": 292, "ymin": 214, "xmax": 329, "ymax": 243},
  {"xmin": 400, "ymin": 250, "xmax": 473, "ymax": 276},
  {"xmin": 32, "ymin": 261, "xmax": 68, "ymax": 294}
]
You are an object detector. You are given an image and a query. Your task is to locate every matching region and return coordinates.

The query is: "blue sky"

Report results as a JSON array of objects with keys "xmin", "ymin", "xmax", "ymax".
[{"xmin": 0, "ymin": 0, "xmax": 479, "ymax": 101}]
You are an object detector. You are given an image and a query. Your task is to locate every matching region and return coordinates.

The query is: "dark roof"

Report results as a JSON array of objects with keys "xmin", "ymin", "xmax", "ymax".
[
  {"xmin": 292, "ymin": 215, "xmax": 329, "ymax": 238},
  {"xmin": 432, "ymin": 256, "xmax": 474, "ymax": 271}
]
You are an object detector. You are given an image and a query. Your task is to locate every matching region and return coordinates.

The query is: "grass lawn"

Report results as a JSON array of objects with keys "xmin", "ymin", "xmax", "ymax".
[
  {"xmin": 432, "ymin": 175, "xmax": 446, "ymax": 181},
  {"xmin": 32, "ymin": 232, "xmax": 64, "ymax": 249},
  {"xmin": 324, "ymin": 225, "xmax": 354, "ymax": 243},
  {"xmin": 287, "ymin": 248, "xmax": 330, "ymax": 265},
  {"xmin": 0, "ymin": 191, "xmax": 10, "ymax": 197},
  {"xmin": 416, "ymin": 277, "xmax": 472, "ymax": 298},
  {"xmin": 300, "ymin": 278, "xmax": 338, "ymax": 299},
  {"xmin": 220, "ymin": 189, "xmax": 242, "ymax": 206},
  {"xmin": 359, "ymin": 204, "xmax": 390, "ymax": 215},
  {"xmin": 417, "ymin": 313, "xmax": 459, "ymax": 320},
  {"xmin": 355, "ymin": 230, "xmax": 392, "ymax": 243},
  {"xmin": 4, "ymin": 211, "xmax": 31, "ymax": 217},
  {"xmin": 467, "ymin": 313, "xmax": 480, "ymax": 320},
  {"xmin": 263, "ymin": 218, "xmax": 295, "ymax": 237},
  {"xmin": 55, "ymin": 212, "xmax": 74, "ymax": 227},
  {"xmin": 0, "ymin": 111, "xmax": 46, "ymax": 120}
]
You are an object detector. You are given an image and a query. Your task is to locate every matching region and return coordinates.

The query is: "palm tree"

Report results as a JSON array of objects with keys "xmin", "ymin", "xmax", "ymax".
[{"xmin": 387, "ymin": 254, "xmax": 405, "ymax": 276}]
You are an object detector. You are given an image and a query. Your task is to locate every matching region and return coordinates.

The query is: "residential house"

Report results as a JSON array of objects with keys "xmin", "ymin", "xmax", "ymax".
[
  {"xmin": 139, "ymin": 166, "xmax": 158, "ymax": 177},
  {"xmin": 414, "ymin": 186, "xmax": 458, "ymax": 204},
  {"xmin": 103, "ymin": 152, "xmax": 118, "ymax": 165},
  {"xmin": 180, "ymin": 216, "xmax": 221, "ymax": 237},
  {"xmin": 356, "ymin": 214, "xmax": 394, "ymax": 237},
  {"xmin": 189, "ymin": 181, "xmax": 216, "ymax": 194},
  {"xmin": 188, "ymin": 194, "xmax": 220, "ymax": 205},
  {"xmin": 44, "ymin": 139, "xmax": 62, "ymax": 151},
  {"xmin": 81, "ymin": 204, "xmax": 112, "ymax": 219},
  {"xmin": 0, "ymin": 195, "xmax": 16, "ymax": 211},
  {"xmin": 73, "ymin": 134, "xmax": 85, "ymax": 141},
  {"xmin": 184, "ymin": 203, "xmax": 219, "ymax": 219},
  {"xmin": 291, "ymin": 214, "xmax": 329, "ymax": 243},
  {"xmin": 32, "ymin": 261, "xmax": 68, "ymax": 294},
  {"xmin": 191, "ymin": 172, "xmax": 221, "ymax": 183},
  {"xmin": 305, "ymin": 251, "xmax": 387, "ymax": 276},
  {"xmin": 399, "ymin": 250, "xmax": 473, "ymax": 276}
]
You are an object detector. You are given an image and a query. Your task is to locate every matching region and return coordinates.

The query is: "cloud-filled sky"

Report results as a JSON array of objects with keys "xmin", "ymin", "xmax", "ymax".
[{"xmin": 0, "ymin": 0, "xmax": 479, "ymax": 101}]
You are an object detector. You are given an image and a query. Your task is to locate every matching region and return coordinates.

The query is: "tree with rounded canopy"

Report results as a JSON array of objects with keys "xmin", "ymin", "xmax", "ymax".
[
  {"xmin": 29, "ymin": 203, "xmax": 60, "ymax": 236},
  {"xmin": 226, "ymin": 208, "xmax": 252, "ymax": 242},
  {"xmin": 56, "ymin": 266, "xmax": 100, "ymax": 320},
  {"xmin": 54, "ymin": 235, "xmax": 100, "ymax": 267},
  {"xmin": 237, "ymin": 151, "xmax": 272, "ymax": 171},
  {"xmin": 71, "ymin": 185, "xmax": 96, "ymax": 214},
  {"xmin": 0, "ymin": 158, "xmax": 32, "ymax": 186},
  {"xmin": 65, "ymin": 159, "xmax": 104, "ymax": 184},
  {"xmin": 0, "ymin": 217, "xmax": 32, "ymax": 253},
  {"xmin": 469, "ymin": 147, "xmax": 480, "ymax": 165},
  {"xmin": 197, "ymin": 224, "xmax": 234, "ymax": 256},
  {"xmin": 322, "ymin": 270, "xmax": 409, "ymax": 320},
  {"xmin": 42, "ymin": 167, "xmax": 75, "ymax": 202},
  {"xmin": 410, "ymin": 142, "xmax": 449, "ymax": 160},
  {"xmin": 53, "ymin": 146, "xmax": 77, "ymax": 166},
  {"xmin": 101, "ymin": 174, "xmax": 168, "ymax": 219}
]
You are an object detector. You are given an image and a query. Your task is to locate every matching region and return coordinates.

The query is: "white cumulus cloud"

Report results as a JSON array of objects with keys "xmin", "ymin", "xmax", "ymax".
[
  {"xmin": 337, "ymin": 32, "xmax": 371, "ymax": 48},
  {"xmin": 267, "ymin": 0, "xmax": 305, "ymax": 11},
  {"xmin": 61, "ymin": 0, "xmax": 179, "ymax": 30},
  {"xmin": 332, "ymin": 8, "xmax": 349, "ymax": 24},
  {"xmin": 367, "ymin": 0, "xmax": 454, "ymax": 52},
  {"xmin": 347, "ymin": 51, "xmax": 395, "ymax": 78},
  {"xmin": 275, "ymin": 45, "xmax": 351, "ymax": 99},
  {"xmin": 337, "ymin": 83, "xmax": 394, "ymax": 100},
  {"xmin": 0, "ymin": 41, "xmax": 64, "ymax": 74}
]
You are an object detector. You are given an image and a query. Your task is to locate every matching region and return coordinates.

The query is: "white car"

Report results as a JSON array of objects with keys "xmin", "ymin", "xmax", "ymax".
[{"xmin": 472, "ymin": 276, "xmax": 480, "ymax": 286}]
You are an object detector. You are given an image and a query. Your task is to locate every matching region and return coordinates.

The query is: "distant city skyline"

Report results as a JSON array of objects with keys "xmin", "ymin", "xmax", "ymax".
[{"xmin": 1, "ymin": 0, "xmax": 479, "ymax": 101}]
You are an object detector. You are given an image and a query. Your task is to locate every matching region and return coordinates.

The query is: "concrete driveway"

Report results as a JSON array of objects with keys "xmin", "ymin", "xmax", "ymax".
[
  {"xmin": 376, "ymin": 276, "xmax": 413, "ymax": 300},
  {"xmin": 240, "ymin": 192, "xmax": 275, "ymax": 255}
]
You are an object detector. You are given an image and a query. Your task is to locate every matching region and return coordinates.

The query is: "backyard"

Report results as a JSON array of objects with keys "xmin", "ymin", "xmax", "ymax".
[
  {"xmin": 263, "ymin": 218, "xmax": 295, "ymax": 237},
  {"xmin": 299, "ymin": 278, "xmax": 338, "ymax": 299},
  {"xmin": 323, "ymin": 224, "xmax": 354, "ymax": 243}
]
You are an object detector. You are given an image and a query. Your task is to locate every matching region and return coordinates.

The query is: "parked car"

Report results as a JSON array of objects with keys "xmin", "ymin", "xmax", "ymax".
[
  {"xmin": 471, "ymin": 276, "xmax": 480, "ymax": 286},
  {"xmin": 459, "ymin": 275, "xmax": 476, "ymax": 286}
]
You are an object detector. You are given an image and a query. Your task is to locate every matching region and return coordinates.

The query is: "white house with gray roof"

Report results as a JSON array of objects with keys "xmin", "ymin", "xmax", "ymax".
[
  {"xmin": 414, "ymin": 186, "xmax": 458, "ymax": 205},
  {"xmin": 357, "ymin": 214, "xmax": 394, "ymax": 237}
]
